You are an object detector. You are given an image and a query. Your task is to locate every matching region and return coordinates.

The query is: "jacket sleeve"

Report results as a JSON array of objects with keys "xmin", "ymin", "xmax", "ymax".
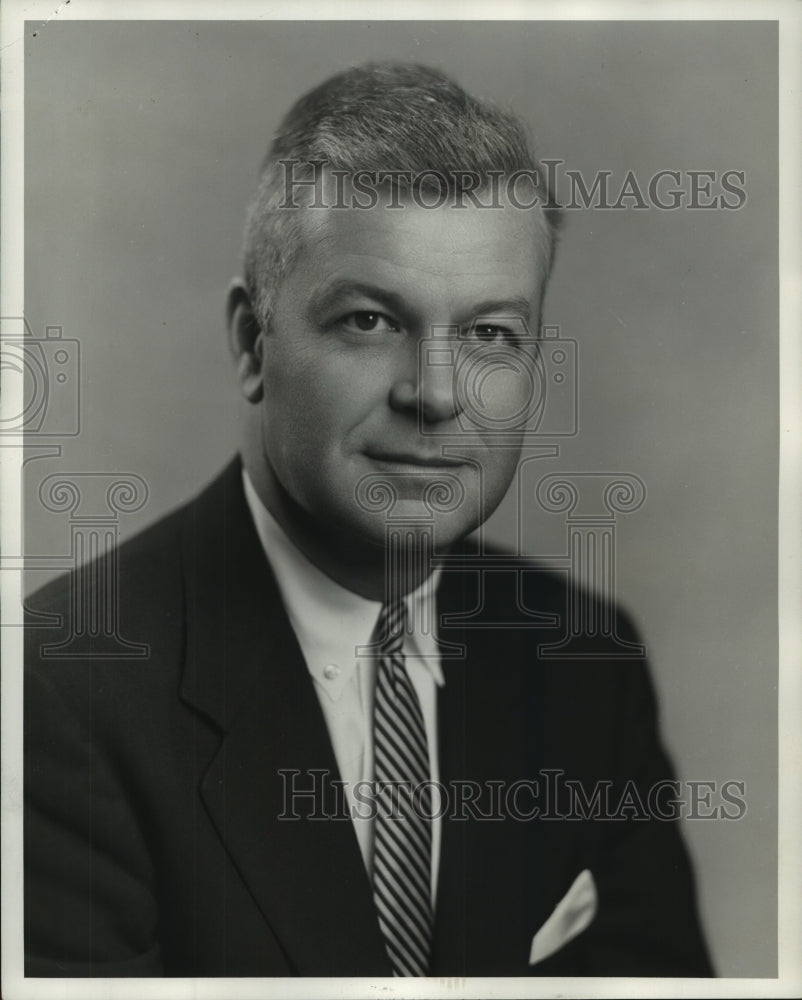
[{"xmin": 25, "ymin": 664, "xmax": 163, "ymax": 977}]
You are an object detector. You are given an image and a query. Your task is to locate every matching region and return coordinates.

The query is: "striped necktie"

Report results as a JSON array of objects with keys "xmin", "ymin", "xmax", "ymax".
[{"xmin": 371, "ymin": 599, "xmax": 433, "ymax": 976}]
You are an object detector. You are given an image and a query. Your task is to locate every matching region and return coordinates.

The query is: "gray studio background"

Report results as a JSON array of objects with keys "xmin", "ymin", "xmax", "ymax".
[{"xmin": 23, "ymin": 20, "xmax": 777, "ymax": 977}]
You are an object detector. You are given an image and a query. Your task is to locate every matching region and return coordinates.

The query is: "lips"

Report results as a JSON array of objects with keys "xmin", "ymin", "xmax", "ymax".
[{"xmin": 365, "ymin": 450, "xmax": 465, "ymax": 469}]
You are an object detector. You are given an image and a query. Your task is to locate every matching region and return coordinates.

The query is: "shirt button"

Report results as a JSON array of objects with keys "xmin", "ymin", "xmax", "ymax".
[{"xmin": 323, "ymin": 663, "xmax": 340, "ymax": 680}]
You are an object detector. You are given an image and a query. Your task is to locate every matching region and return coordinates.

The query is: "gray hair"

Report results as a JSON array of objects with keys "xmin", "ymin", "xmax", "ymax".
[{"xmin": 242, "ymin": 61, "xmax": 563, "ymax": 328}]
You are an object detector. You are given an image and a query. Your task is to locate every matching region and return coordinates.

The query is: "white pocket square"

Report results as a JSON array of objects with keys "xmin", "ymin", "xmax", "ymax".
[{"xmin": 529, "ymin": 868, "xmax": 598, "ymax": 966}]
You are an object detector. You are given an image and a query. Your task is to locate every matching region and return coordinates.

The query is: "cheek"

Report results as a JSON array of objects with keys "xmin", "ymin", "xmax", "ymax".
[
  {"xmin": 259, "ymin": 353, "xmax": 323, "ymax": 476},
  {"xmin": 483, "ymin": 445, "xmax": 521, "ymax": 491},
  {"xmin": 263, "ymin": 342, "xmax": 337, "ymax": 425},
  {"xmin": 261, "ymin": 348, "xmax": 381, "ymax": 461},
  {"xmin": 473, "ymin": 422, "xmax": 524, "ymax": 510}
]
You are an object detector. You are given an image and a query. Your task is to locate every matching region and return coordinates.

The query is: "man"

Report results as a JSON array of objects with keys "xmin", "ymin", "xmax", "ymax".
[{"xmin": 24, "ymin": 62, "xmax": 713, "ymax": 977}]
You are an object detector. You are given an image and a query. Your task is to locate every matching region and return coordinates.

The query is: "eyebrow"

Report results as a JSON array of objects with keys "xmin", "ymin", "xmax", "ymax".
[
  {"xmin": 456, "ymin": 297, "xmax": 532, "ymax": 327},
  {"xmin": 307, "ymin": 280, "xmax": 413, "ymax": 323},
  {"xmin": 307, "ymin": 280, "xmax": 533, "ymax": 328}
]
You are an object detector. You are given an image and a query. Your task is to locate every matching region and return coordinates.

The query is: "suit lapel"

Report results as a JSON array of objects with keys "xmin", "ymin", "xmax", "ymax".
[{"xmin": 178, "ymin": 459, "xmax": 391, "ymax": 975}]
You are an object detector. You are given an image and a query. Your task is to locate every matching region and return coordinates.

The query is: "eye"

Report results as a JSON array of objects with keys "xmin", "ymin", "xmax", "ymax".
[
  {"xmin": 468, "ymin": 322, "xmax": 518, "ymax": 345},
  {"xmin": 339, "ymin": 311, "xmax": 400, "ymax": 333}
]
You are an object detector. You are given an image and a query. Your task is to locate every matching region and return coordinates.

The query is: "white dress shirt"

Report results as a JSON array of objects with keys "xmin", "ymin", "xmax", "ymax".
[{"xmin": 242, "ymin": 471, "xmax": 445, "ymax": 908}]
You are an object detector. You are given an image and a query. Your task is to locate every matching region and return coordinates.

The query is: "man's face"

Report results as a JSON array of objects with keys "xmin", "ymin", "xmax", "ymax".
[{"xmin": 254, "ymin": 189, "xmax": 549, "ymax": 552}]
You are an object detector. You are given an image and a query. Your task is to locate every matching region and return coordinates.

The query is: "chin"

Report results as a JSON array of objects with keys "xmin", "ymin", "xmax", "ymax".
[
  {"xmin": 430, "ymin": 517, "xmax": 476, "ymax": 551},
  {"xmin": 342, "ymin": 508, "xmax": 472, "ymax": 553}
]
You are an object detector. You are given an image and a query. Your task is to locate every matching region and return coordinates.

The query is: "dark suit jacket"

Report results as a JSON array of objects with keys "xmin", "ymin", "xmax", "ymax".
[{"xmin": 24, "ymin": 457, "xmax": 713, "ymax": 977}]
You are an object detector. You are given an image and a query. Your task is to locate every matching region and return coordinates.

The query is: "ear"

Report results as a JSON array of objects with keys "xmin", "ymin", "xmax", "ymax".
[{"xmin": 226, "ymin": 278, "xmax": 265, "ymax": 403}]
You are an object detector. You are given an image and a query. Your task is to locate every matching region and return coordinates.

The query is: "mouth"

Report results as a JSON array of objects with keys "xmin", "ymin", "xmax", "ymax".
[{"xmin": 364, "ymin": 451, "xmax": 466, "ymax": 471}]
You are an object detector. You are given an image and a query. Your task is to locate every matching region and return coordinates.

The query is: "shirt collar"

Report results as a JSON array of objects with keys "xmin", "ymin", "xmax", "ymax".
[{"xmin": 242, "ymin": 470, "xmax": 444, "ymax": 701}]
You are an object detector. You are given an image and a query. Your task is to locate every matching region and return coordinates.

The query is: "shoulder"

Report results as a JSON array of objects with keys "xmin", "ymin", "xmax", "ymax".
[
  {"xmin": 26, "ymin": 491, "xmax": 187, "ymax": 653},
  {"xmin": 26, "ymin": 457, "xmax": 242, "ymax": 621},
  {"xmin": 438, "ymin": 538, "xmax": 654, "ymax": 727},
  {"xmin": 24, "ymin": 458, "xmax": 243, "ymax": 722},
  {"xmin": 445, "ymin": 536, "xmax": 642, "ymax": 642}
]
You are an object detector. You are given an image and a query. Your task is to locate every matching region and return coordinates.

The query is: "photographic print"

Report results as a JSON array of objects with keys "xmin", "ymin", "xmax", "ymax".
[{"xmin": 2, "ymin": 3, "xmax": 798, "ymax": 998}]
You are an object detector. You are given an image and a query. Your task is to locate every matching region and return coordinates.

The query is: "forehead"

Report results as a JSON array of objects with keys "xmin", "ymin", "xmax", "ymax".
[{"xmin": 287, "ymin": 190, "xmax": 549, "ymax": 318}]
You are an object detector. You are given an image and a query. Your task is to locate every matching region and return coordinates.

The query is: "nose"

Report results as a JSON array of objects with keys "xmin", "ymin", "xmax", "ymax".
[{"xmin": 389, "ymin": 342, "xmax": 463, "ymax": 425}]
